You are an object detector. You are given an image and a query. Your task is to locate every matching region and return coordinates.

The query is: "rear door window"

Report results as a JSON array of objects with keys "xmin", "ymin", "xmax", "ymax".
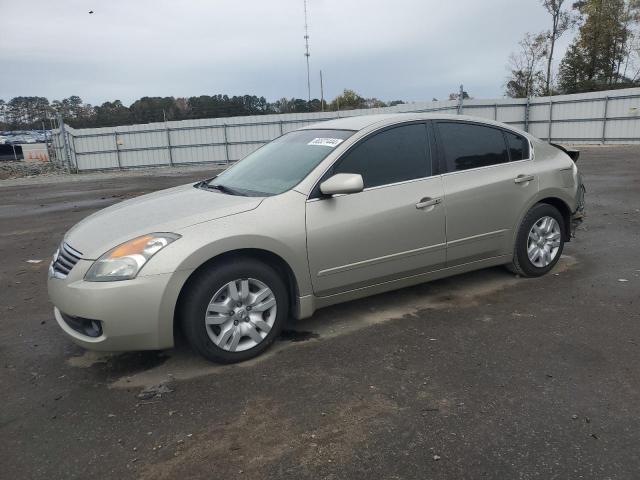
[
  {"xmin": 504, "ymin": 131, "xmax": 530, "ymax": 161},
  {"xmin": 332, "ymin": 123, "xmax": 430, "ymax": 188},
  {"xmin": 437, "ymin": 122, "xmax": 509, "ymax": 173}
]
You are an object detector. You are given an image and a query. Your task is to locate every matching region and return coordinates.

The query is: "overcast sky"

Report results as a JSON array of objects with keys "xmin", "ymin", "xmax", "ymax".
[{"xmin": 0, "ymin": 0, "xmax": 573, "ymax": 105}]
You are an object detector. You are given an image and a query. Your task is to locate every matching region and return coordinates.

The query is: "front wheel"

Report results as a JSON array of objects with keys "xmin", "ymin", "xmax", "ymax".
[
  {"xmin": 509, "ymin": 203, "xmax": 565, "ymax": 277},
  {"xmin": 180, "ymin": 258, "xmax": 288, "ymax": 363}
]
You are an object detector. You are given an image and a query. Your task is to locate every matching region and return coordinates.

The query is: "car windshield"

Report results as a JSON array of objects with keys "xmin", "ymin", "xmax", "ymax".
[{"xmin": 204, "ymin": 129, "xmax": 355, "ymax": 196}]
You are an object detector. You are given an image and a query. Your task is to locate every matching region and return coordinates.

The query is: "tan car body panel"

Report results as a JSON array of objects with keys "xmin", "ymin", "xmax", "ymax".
[
  {"xmin": 441, "ymin": 158, "xmax": 537, "ymax": 266},
  {"xmin": 64, "ymin": 183, "xmax": 264, "ymax": 260},
  {"xmin": 48, "ymin": 113, "xmax": 582, "ymax": 351},
  {"xmin": 306, "ymin": 175, "xmax": 447, "ymax": 296}
]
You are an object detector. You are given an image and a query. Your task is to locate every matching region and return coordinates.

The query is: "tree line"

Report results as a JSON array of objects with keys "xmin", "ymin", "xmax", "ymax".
[
  {"xmin": 506, "ymin": 0, "xmax": 640, "ymax": 97},
  {"xmin": 0, "ymin": 90, "xmax": 404, "ymax": 131}
]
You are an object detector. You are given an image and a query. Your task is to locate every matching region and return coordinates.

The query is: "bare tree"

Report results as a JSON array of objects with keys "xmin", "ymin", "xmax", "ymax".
[
  {"xmin": 506, "ymin": 33, "xmax": 549, "ymax": 98},
  {"xmin": 541, "ymin": 0, "xmax": 574, "ymax": 95},
  {"xmin": 619, "ymin": 0, "xmax": 640, "ymax": 83}
]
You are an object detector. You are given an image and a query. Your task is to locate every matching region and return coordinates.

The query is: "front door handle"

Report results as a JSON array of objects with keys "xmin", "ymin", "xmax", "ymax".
[
  {"xmin": 416, "ymin": 197, "xmax": 442, "ymax": 209},
  {"xmin": 514, "ymin": 174, "xmax": 535, "ymax": 184}
]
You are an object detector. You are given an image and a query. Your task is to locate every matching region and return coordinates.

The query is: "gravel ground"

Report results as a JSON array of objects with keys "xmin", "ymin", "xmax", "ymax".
[
  {"xmin": 0, "ymin": 162, "xmax": 226, "ymax": 185},
  {"xmin": 0, "ymin": 160, "xmax": 65, "ymax": 180},
  {"xmin": 1, "ymin": 146, "xmax": 639, "ymax": 479}
]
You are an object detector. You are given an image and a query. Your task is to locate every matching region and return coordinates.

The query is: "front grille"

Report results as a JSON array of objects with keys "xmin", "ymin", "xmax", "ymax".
[{"xmin": 52, "ymin": 242, "xmax": 83, "ymax": 278}]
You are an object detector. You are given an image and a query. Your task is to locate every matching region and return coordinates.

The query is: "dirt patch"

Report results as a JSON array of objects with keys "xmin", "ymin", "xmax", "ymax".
[{"xmin": 139, "ymin": 393, "xmax": 399, "ymax": 480}]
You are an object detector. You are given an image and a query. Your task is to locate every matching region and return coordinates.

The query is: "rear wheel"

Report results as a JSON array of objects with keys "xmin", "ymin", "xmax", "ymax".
[
  {"xmin": 180, "ymin": 258, "xmax": 288, "ymax": 363},
  {"xmin": 509, "ymin": 203, "xmax": 565, "ymax": 277}
]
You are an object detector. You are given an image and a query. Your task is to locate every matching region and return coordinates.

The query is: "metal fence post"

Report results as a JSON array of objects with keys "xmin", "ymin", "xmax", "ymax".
[
  {"xmin": 279, "ymin": 120, "xmax": 284, "ymax": 135},
  {"xmin": 547, "ymin": 97, "xmax": 553, "ymax": 142},
  {"xmin": 601, "ymin": 96, "xmax": 609, "ymax": 144},
  {"xmin": 70, "ymin": 134, "xmax": 78, "ymax": 172},
  {"xmin": 57, "ymin": 113, "xmax": 72, "ymax": 171},
  {"xmin": 165, "ymin": 123, "xmax": 174, "ymax": 166},
  {"xmin": 222, "ymin": 124, "xmax": 230, "ymax": 164},
  {"xmin": 114, "ymin": 132, "xmax": 122, "ymax": 169},
  {"xmin": 494, "ymin": 103, "xmax": 498, "ymax": 121},
  {"xmin": 48, "ymin": 118, "xmax": 56, "ymax": 164},
  {"xmin": 524, "ymin": 97, "xmax": 530, "ymax": 133},
  {"xmin": 457, "ymin": 84, "xmax": 464, "ymax": 115},
  {"xmin": 48, "ymin": 117, "xmax": 59, "ymax": 165}
]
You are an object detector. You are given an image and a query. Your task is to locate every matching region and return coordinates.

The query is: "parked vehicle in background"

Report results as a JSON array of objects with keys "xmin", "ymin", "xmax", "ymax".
[
  {"xmin": 47, "ymin": 113, "xmax": 585, "ymax": 363},
  {"xmin": 0, "ymin": 131, "xmax": 51, "ymax": 145},
  {"xmin": 0, "ymin": 144, "xmax": 23, "ymax": 161}
]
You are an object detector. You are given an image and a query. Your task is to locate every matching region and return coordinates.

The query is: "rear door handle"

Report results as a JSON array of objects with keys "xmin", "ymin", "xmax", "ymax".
[
  {"xmin": 514, "ymin": 174, "xmax": 535, "ymax": 184},
  {"xmin": 416, "ymin": 197, "xmax": 442, "ymax": 209}
]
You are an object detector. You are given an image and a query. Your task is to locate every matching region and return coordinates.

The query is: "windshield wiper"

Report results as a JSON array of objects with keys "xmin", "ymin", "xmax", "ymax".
[{"xmin": 200, "ymin": 182, "xmax": 243, "ymax": 196}]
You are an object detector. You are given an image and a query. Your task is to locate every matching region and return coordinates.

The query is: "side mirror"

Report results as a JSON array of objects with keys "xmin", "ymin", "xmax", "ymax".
[{"xmin": 319, "ymin": 173, "xmax": 364, "ymax": 196}]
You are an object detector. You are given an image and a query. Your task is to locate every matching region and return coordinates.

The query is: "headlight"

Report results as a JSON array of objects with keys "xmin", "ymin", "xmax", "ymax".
[{"xmin": 85, "ymin": 233, "xmax": 180, "ymax": 282}]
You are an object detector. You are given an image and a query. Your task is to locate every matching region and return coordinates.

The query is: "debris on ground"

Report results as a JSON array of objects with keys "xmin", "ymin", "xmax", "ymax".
[
  {"xmin": 137, "ymin": 381, "xmax": 174, "ymax": 400},
  {"xmin": 0, "ymin": 161, "xmax": 65, "ymax": 180},
  {"xmin": 26, "ymin": 259, "xmax": 43, "ymax": 264},
  {"xmin": 618, "ymin": 278, "xmax": 629, "ymax": 282}
]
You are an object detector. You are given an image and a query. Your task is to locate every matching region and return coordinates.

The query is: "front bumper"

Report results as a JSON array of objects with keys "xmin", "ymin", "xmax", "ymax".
[{"xmin": 48, "ymin": 260, "xmax": 192, "ymax": 351}]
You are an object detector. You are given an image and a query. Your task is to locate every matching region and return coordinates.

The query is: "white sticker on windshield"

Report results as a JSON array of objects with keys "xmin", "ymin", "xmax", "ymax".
[{"xmin": 307, "ymin": 138, "xmax": 344, "ymax": 148}]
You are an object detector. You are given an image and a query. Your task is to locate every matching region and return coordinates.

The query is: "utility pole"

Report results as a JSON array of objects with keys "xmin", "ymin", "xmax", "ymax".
[
  {"xmin": 303, "ymin": 0, "xmax": 311, "ymax": 104},
  {"xmin": 320, "ymin": 70, "xmax": 324, "ymax": 112}
]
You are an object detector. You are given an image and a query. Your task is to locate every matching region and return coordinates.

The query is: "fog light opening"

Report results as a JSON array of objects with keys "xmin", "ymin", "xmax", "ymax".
[{"xmin": 60, "ymin": 312, "xmax": 103, "ymax": 338}]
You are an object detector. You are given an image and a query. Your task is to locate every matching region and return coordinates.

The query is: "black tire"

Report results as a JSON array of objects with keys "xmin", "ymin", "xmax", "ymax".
[
  {"xmin": 179, "ymin": 258, "xmax": 288, "ymax": 363},
  {"xmin": 509, "ymin": 203, "xmax": 565, "ymax": 278}
]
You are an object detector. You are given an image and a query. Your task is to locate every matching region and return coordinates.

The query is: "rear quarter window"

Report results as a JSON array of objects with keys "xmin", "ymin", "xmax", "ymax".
[
  {"xmin": 437, "ymin": 122, "xmax": 509, "ymax": 172},
  {"xmin": 504, "ymin": 131, "xmax": 530, "ymax": 161}
]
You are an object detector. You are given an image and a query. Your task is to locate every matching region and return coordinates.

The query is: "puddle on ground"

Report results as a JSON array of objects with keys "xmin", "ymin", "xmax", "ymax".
[
  {"xmin": 67, "ymin": 350, "xmax": 170, "ymax": 378},
  {"xmin": 66, "ymin": 255, "xmax": 577, "ymax": 388},
  {"xmin": 280, "ymin": 329, "xmax": 320, "ymax": 342}
]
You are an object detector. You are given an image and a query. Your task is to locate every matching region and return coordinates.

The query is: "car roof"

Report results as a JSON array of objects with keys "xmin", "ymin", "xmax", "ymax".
[{"xmin": 301, "ymin": 112, "xmax": 529, "ymax": 136}]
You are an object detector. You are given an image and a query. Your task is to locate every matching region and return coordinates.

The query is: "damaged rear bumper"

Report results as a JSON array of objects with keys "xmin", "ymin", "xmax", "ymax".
[{"xmin": 571, "ymin": 180, "xmax": 586, "ymax": 237}]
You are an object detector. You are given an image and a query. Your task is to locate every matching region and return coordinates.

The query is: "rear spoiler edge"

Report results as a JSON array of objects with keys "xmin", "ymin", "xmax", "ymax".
[{"xmin": 550, "ymin": 142, "xmax": 580, "ymax": 163}]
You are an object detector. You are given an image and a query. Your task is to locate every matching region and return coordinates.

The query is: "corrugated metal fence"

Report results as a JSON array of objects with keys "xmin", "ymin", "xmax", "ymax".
[{"xmin": 52, "ymin": 87, "xmax": 640, "ymax": 171}]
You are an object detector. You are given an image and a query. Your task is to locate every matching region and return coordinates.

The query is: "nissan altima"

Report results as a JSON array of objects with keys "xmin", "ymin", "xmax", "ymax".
[{"xmin": 48, "ymin": 113, "xmax": 585, "ymax": 363}]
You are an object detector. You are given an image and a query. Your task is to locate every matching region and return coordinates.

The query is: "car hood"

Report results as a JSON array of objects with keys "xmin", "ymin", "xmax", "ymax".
[{"xmin": 64, "ymin": 183, "xmax": 263, "ymax": 259}]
